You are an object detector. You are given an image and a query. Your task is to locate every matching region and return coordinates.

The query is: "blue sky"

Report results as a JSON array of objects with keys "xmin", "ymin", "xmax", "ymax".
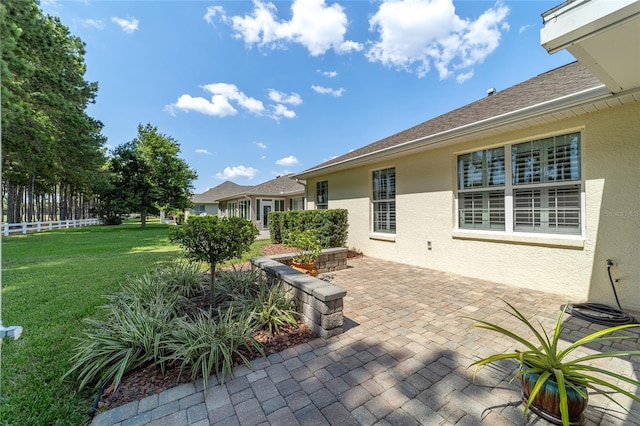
[{"xmin": 41, "ymin": 0, "xmax": 574, "ymax": 194}]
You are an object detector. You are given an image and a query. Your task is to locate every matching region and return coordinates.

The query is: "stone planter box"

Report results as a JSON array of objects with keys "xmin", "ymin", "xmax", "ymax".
[{"xmin": 250, "ymin": 248, "xmax": 348, "ymax": 338}]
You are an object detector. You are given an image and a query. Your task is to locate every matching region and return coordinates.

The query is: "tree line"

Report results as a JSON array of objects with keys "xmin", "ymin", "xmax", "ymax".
[{"xmin": 1, "ymin": 1, "xmax": 196, "ymax": 226}]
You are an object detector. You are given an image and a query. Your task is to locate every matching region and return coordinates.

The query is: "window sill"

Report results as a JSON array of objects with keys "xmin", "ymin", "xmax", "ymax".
[
  {"xmin": 369, "ymin": 232, "xmax": 396, "ymax": 242},
  {"xmin": 452, "ymin": 230, "xmax": 584, "ymax": 249}
]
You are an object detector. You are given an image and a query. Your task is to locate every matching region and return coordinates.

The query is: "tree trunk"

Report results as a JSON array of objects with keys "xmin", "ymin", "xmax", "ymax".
[
  {"xmin": 27, "ymin": 174, "xmax": 35, "ymax": 222},
  {"xmin": 140, "ymin": 209, "xmax": 147, "ymax": 228},
  {"xmin": 15, "ymin": 185, "xmax": 24, "ymax": 223},
  {"xmin": 6, "ymin": 181, "xmax": 16, "ymax": 224}
]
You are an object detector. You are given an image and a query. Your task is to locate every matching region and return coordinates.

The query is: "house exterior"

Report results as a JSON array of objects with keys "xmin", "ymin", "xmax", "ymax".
[
  {"xmin": 216, "ymin": 175, "xmax": 305, "ymax": 231},
  {"xmin": 189, "ymin": 180, "xmax": 251, "ymax": 217},
  {"xmin": 294, "ymin": 1, "xmax": 640, "ymax": 311}
]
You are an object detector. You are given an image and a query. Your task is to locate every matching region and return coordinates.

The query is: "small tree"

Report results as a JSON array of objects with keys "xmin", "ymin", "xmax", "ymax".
[{"xmin": 169, "ymin": 215, "xmax": 259, "ymax": 314}]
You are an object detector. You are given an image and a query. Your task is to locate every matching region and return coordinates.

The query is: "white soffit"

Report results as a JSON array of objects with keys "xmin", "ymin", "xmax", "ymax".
[{"xmin": 541, "ymin": 0, "xmax": 640, "ymax": 93}]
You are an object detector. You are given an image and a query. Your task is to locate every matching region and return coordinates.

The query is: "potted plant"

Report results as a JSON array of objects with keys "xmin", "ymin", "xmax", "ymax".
[
  {"xmin": 283, "ymin": 229, "xmax": 322, "ymax": 276},
  {"xmin": 467, "ymin": 299, "xmax": 640, "ymax": 426}
]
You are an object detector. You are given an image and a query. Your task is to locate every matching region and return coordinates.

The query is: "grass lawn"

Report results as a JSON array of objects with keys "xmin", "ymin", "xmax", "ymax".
[{"xmin": 1, "ymin": 221, "xmax": 270, "ymax": 425}]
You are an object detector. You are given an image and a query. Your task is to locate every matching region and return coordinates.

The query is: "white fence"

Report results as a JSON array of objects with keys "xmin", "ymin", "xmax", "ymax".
[{"xmin": 2, "ymin": 218, "xmax": 101, "ymax": 236}]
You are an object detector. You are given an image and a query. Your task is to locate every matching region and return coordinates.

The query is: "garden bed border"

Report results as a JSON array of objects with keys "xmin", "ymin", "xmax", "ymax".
[{"xmin": 250, "ymin": 248, "xmax": 348, "ymax": 338}]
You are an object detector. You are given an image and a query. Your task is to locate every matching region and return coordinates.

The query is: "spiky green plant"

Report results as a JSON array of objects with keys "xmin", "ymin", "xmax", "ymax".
[
  {"xmin": 468, "ymin": 300, "xmax": 640, "ymax": 426},
  {"xmin": 162, "ymin": 308, "xmax": 263, "ymax": 388},
  {"xmin": 155, "ymin": 259, "xmax": 207, "ymax": 298},
  {"xmin": 216, "ymin": 265, "xmax": 263, "ymax": 307},
  {"xmin": 64, "ymin": 297, "xmax": 175, "ymax": 390},
  {"xmin": 247, "ymin": 283, "xmax": 299, "ymax": 336}
]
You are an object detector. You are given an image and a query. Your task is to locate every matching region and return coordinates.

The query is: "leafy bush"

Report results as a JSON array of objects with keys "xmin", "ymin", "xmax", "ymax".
[
  {"xmin": 162, "ymin": 309, "xmax": 263, "ymax": 388},
  {"xmin": 175, "ymin": 211, "xmax": 185, "ymax": 225},
  {"xmin": 269, "ymin": 209, "xmax": 348, "ymax": 248},
  {"xmin": 283, "ymin": 229, "xmax": 322, "ymax": 264},
  {"xmin": 169, "ymin": 215, "xmax": 259, "ymax": 313}
]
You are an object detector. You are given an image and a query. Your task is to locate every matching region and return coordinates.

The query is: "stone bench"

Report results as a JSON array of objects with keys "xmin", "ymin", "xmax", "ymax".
[{"xmin": 250, "ymin": 248, "xmax": 348, "ymax": 338}]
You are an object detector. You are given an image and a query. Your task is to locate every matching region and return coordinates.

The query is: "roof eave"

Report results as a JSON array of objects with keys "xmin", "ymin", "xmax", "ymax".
[{"xmin": 293, "ymin": 84, "xmax": 611, "ymax": 179}]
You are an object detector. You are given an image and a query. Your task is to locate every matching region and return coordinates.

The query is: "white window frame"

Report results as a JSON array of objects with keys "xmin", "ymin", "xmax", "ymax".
[
  {"xmin": 372, "ymin": 167, "xmax": 396, "ymax": 235},
  {"xmin": 455, "ymin": 131, "xmax": 584, "ymax": 239},
  {"xmin": 316, "ymin": 181, "xmax": 328, "ymax": 209}
]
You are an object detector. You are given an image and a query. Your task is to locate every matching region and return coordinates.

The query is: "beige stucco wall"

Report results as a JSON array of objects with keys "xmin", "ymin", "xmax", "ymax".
[{"xmin": 307, "ymin": 101, "xmax": 640, "ymax": 311}]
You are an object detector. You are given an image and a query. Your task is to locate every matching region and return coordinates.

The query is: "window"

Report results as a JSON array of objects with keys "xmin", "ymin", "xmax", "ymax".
[
  {"xmin": 238, "ymin": 200, "xmax": 250, "ymax": 220},
  {"xmin": 512, "ymin": 133, "xmax": 581, "ymax": 233},
  {"xmin": 316, "ymin": 181, "xmax": 328, "ymax": 209},
  {"xmin": 372, "ymin": 168, "xmax": 396, "ymax": 233},
  {"xmin": 192, "ymin": 205, "xmax": 205, "ymax": 215},
  {"xmin": 227, "ymin": 202, "xmax": 237, "ymax": 217},
  {"xmin": 274, "ymin": 200, "xmax": 285, "ymax": 211},
  {"xmin": 290, "ymin": 197, "xmax": 304, "ymax": 211},
  {"xmin": 256, "ymin": 199, "xmax": 261, "ymax": 221},
  {"xmin": 457, "ymin": 132, "xmax": 581, "ymax": 235},
  {"xmin": 457, "ymin": 148, "xmax": 505, "ymax": 230}
]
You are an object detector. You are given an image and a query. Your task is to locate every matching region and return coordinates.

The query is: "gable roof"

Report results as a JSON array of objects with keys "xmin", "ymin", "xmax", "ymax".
[
  {"xmin": 212, "ymin": 175, "xmax": 305, "ymax": 202},
  {"xmin": 296, "ymin": 62, "xmax": 612, "ymax": 178},
  {"xmin": 190, "ymin": 181, "xmax": 252, "ymax": 204}
]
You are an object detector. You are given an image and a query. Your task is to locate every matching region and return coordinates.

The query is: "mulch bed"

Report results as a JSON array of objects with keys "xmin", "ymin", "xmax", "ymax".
[{"xmin": 94, "ymin": 244, "xmax": 362, "ymax": 414}]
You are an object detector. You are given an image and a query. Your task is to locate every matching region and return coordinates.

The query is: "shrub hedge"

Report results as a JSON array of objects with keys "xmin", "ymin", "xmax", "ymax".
[{"xmin": 269, "ymin": 209, "xmax": 348, "ymax": 248}]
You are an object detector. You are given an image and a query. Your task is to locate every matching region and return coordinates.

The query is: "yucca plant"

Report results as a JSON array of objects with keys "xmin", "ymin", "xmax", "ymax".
[
  {"xmin": 162, "ymin": 308, "xmax": 263, "ymax": 389},
  {"xmin": 216, "ymin": 265, "xmax": 263, "ymax": 307},
  {"xmin": 468, "ymin": 300, "xmax": 640, "ymax": 426}
]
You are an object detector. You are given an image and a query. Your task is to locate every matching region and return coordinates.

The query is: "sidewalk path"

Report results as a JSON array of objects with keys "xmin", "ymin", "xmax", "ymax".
[{"xmin": 92, "ymin": 257, "xmax": 640, "ymax": 426}]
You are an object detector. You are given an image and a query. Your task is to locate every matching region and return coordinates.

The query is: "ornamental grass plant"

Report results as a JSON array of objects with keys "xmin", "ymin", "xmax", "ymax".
[{"xmin": 468, "ymin": 299, "xmax": 640, "ymax": 426}]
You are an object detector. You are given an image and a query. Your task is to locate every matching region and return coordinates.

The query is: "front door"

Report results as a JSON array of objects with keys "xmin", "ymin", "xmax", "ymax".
[{"xmin": 262, "ymin": 203, "xmax": 272, "ymax": 229}]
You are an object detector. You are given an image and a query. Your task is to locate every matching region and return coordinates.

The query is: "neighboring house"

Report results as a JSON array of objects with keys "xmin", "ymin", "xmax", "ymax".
[
  {"xmin": 294, "ymin": 1, "xmax": 640, "ymax": 310},
  {"xmin": 217, "ymin": 175, "xmax": 305, "ymax": 231},
  {"xmin": 188, "ymin": 181, "xmax": 251, "ymax": 217}
]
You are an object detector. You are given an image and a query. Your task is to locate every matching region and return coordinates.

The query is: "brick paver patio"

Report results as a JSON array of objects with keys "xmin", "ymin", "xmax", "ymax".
[{"xmin": 92, "ymin": 257, "xmax": 640, "ymax": 426}]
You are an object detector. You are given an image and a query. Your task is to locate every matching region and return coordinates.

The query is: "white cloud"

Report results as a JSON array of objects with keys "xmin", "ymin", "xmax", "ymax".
[
  {"xmin": 169, "ymin": 84, "xmax": 300, "ymax": 120},
  {"xmin": 317, "ymin": 69, "xmax": 338, "ymax": 78},
  {"xmin": 228, "ymin": 0, "xmax": 362, "ymax": 56},
  {"xmin": 311, "ymin": 85, "xmax": 345, "ymax": 97},
  {"xmin": 204, "ymin": 6, "xmax": 226, "ymax": 24},
  {"xmin": 195, "ymin": 149, "xmax": 212, "ymax": 155},
  {"xmin": 79, "ymin": 19, "xmax": 105, "ymax": 30},
  {"xmin": 112, "ymin": 16, "xmax": 139, "ymax": 34},
  {"xmin": 261, "ymin": 155, "xmax": 267, "ymax": 160},
  {"xmin": 519, "ymin": 24, "xmax": 532, "ymax": 34},
  {"xmin": 203, "ymin": 83, "xmax": 265, "ymax": 114},
  {"xmin": 254, "ymin": 142, "xmax": 267, "ymax": 149},
  {"xmin": 276, "ymin": 155, "xmax": 299, "ymax": 166},
  {"xmin": 173, "ymin": 94, "xmax": 237, "ymax": 117},
  {"xmin": 456, "ymin": 71, "xmax": 473, "ymax": 84},
  {"xmin": 366, "ymin": 0, "xmax": 509, "ymax": 80},
  {"xmin": 271, "ymin": 104, "xmax": 296, "ymax": 119},
  {"xmin": 268, "ymin": 90, "xmax": 302, "ymax": 105},
  {"xmin": 215, "ymin": 165, "xmax": 259, "ymax": 180}
]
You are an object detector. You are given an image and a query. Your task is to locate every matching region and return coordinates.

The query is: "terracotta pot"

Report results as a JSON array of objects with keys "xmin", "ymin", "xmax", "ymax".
[
  {"xmin": 520, "ymin": 370, "xmax": 588, "ymax": 426},
  {"xmin": 291, "ymin": 261, "xmax": 318, "ymax": 277}
]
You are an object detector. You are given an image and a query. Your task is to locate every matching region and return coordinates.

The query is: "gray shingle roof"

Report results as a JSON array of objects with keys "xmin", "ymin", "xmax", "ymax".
[
  {"xmin": 195, "ymin": 175, "xmax": 305, "ymax": 203},
  {"xmin": 300, "ymin": 62, "xmax": 602, "ymax": 174},
  {"xmin": 190, "ymin": 181, "xmax": 252, "ymax": 204}
]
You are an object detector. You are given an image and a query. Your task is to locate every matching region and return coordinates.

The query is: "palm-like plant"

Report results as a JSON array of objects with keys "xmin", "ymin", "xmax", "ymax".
[{"xmin": 468, "ymin": 300, "xmax": 640, "ymax": 426}]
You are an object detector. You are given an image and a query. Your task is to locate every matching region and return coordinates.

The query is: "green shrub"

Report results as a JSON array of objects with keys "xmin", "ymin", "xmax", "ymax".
[
  {"xmin": 162, "ymin": 308, "xmax": 263, "ymax": 388},
  {"xmin": 175, "ymin": 211, "xmax": 185, "ymax": 225},
  {"xmin": 269, "ymin": 209, "xmax": 348, "ymax": 247},
  {"xmin": 283, "ymin": 229, "xmax": 322, "ymax": 264},
  {"xmin": 269, "ymin": 212, "xmax": 283, "ymax": 243}
]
